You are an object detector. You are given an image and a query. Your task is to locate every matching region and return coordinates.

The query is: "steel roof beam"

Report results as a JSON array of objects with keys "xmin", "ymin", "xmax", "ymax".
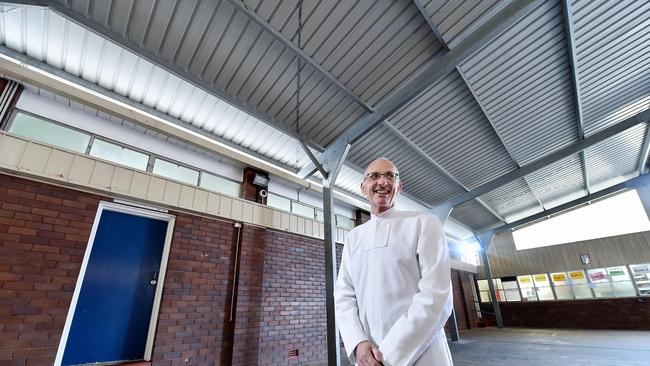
[
  {"xmin": 41, "ymin": 0, "xmax": 326, "ymax": 153},
  {"xmin": 383, "ymin": 121, "xmax": 506, "ymax": 223},
  {"xmin": 562, "ymin": 0, "xmax": 591, "ymax": 195},
  {"xmin": 300, "ymin": 0, "xmax": 542, "ymax": 175},
  {"xmin": 298, "ymin": 0, "xmax": 543, "ymax": 178},
  {"xmin": 413, "ymin": 1, "xmax": 541, "ymax": 221},
  {"xmin": 482, "ymin": 172, "xmax": 650, "ymax": 236},
  {"xmin": 413, "ymin": 0, "xmax": 449, "ymax": 50},
  {"xmin": 441, "ymin": 109, "xmax": 650, "ymax": 208},
  {"xmin": 226, "ymin": 0, "xmax": 373, "ymax": 113},
  {"xmin": 638, "ymin": 124, "xmax": 650, "ymax": 176}
]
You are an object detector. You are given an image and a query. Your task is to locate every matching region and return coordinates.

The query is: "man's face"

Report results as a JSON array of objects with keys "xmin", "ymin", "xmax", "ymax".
[{"xmin": 360, "ymin": 159, "xmax": 402, "ymax": 214}]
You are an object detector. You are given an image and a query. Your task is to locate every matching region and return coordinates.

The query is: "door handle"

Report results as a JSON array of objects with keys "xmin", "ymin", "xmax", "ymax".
[{"xmin": 150, "ymin": 270, "xmax": 159, "ymax": 286}]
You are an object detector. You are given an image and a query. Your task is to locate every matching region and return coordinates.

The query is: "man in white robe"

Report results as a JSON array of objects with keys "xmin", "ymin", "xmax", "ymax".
[{"xmin": 334, "ymin": 158, "xmax": 454, "ymax": 366}]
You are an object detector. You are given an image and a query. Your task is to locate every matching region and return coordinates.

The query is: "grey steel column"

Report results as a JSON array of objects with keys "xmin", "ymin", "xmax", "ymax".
[
  {"xmin": 323, "ymin": 181, "xmax": 341, "ymax": 365},
  {"xmin": 476, "ymin": 232, "xmax": 503, "ymax": 329},
  {"xmin": 448, "ymin": 309, "xmax": 460, "ymax": 342}
]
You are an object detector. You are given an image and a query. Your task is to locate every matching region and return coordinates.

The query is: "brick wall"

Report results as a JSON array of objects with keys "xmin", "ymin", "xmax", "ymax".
[
  {"xmin": 0, "ymin": 174, "xmax": 101, "ymax": 366},
  {"xmin": 1, "ymin": 173, "xmax": 477, "ymax": 366},
  {"xmin": 481, "ymin": 298, "xmax": 650, "ymax": 330},
  {"xmin": 450, "ymin": 269, "xmax": 480, "ymax": 331}
]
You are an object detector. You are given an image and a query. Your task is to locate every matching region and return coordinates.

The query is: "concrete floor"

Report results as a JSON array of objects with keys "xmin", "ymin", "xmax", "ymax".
[{"xmin": 449, "ymin": 327, "xmax": 650, "ymax": 366}]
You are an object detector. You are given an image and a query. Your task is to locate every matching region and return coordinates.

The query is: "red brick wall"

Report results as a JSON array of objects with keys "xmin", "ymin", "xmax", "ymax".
[
  {"xmin": 0, "ymin": 174, "xmax": 101, "ymax": 366},
  {"xmin": 450, "ymin": 269, "xmax": 480, "ymax": 331},
  {"xmin": 151, "ymin": 213, "xmax": 237, "ymax": 366},
  {"xmin": 481, "ymin": 298, "xmax": 650, "ymax": 330}
]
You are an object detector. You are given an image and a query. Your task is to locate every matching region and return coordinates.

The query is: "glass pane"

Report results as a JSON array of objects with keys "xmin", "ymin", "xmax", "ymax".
[
  {"xmin": 520, "ymin": 287, "xmax": 538, "ymax": 301},
  {"xmin": 630, "ymin": 263, "xmax": 650, "ymax": 296},
  {"xmin": 89, "ymin": 139, "xmax": 148, "ymax": 170},
  {"xmin": 607, "ymin": 266, "xmax": 630, "ymax": 282},
  {"xmin": 551, "ymin": 272, "xmax": 569, "ymax": 285},
  {"xmin": 533, "ymin": 273, "xmax": 550, "ymax": 286},
  {"xmin": 315, "ymin": 209, "xmax": 324, "ymax": 222},
  {"xmin": 292, "ymin": 201, "xmax": 315, "ymax": 219},
  {"xmin": 536, "ymin": 287, "xmax": 555, "ymax": 300},
  {"xmin": 504, "ymin": 289, "xmax": 521, "ymax": 302},
  {"xmin": 572, "ymin": 284, "xmax": 594, "ymax": 299},
  {"xmin": 494, "ymin": 278, "xmax": 503, "ymax": 290},
  {"xmin": 153, "ymin": 159, "xmax": 199, "ymax": 186},
  {"xmin": 517, "ymin": 275, "xmax": 534, "ymax": 288},
  {"xmin": 200, "ymin": 172, "xmax": 240, "ymax": 197},
  {"xmin": 267, "ymin": 193, "xmax": 291, "ymax": 212},
  {"xmin": 612, "ymin": 281, "xmax": 636, "ymax": 297},
  {"xmin": 477, "ymin": 280, "xmax": 489, "ymax": 291},
  {"xmin": 10, "ymin": 112, "xmax": 90, "ymax": 153},
  {"xmin": 568, "ymin": 270, "xmax": 588, "ymax": 284},
  {"xmin": 554, "ymin": 285, "xmax": 573, "ymax": 300},
  {"xmin": 497, "ymin": 290, "xmax": 505, "ymax": 302},
  {"xmin": 479, "ymin": 290, "xmax": 491, "ymax": 303},
  {"xmin": 336, "ymin": 215, "xmax": 355, "ymax": 230},
  {"xmin": 587, "ymin": 268, "xmax": 609, "ymax": 283},
  {"xmin": 592, "ymin": 283, "xmax": 614, "ymax": 298}
]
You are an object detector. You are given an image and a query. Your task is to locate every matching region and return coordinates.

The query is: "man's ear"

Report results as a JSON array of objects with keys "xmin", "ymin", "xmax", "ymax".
[
  {"xmin": 360, "ymin": 181, "xmax": 366, "ymax": 197},
  {"xmin": 396, "ymin": 180, "xmax": 403, "ymax": 194}
]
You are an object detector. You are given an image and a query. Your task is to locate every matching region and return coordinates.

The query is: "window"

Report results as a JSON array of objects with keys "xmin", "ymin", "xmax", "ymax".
[
  {"xmin": 630, "ymin": 263, "xmax": 650, "ymax": 296},
  {"xmin": 532, "ymin": 273, "xmax": 554, "ymax": 300},
  {"xmin": 477, "ymin": 280, "xmax": 491, "ymax": 303},
  {"xmin": 587, "ymin": 268, "xmax": 614, "ymax": 298},
  {"xmin": 567, "ymin": 270, "xmax": 593, "ymax": 299},
  {"xmin": 315, "ymin": 209, "xmax": 324, "ymax": 222},
  {"xmin": 291, "ymin": 201, "xmax": 315, "ymax": 219},
  {"xmin": 607, "ymin": 266, "xmax": 636, "ymax": 297},
  {"xmin": 9, "ymin": 112, "xmax": 90, "ymax": 153},
  {"xmin": 336, "ymin": 215, "xmax": 355, "ymax": 230},
  {"xmin": 200, "ymin": 172, "xmax": 240, "ymax": 197},
  {"xmin": 89, "ymin": 138, "xmax": 149, "ymax": 170},
  {"xmin": 550, "ymin": 272, "xmax": 573, "ymax": 300},
  {"xmin": 513, "ymin": 190, "xmax": 650, "ymax": 250},
  {"xmin": 517, "ymin": 275, "xmax": 537, "ymax": 301},
  {"xmin": 501, "ymin": 277, "xmax": 521, "ymax": 302},
  {"xmin": 267, "ymin": 193, "xmax": 291, "ymax": 212},
  {"xmin": 152, "ymin": 159, "xmax": 199, "ymax": 185}
]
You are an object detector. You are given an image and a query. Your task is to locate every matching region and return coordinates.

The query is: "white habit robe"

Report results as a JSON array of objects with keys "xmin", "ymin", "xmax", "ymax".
[{"xmin": 334, "ymin": 207, "xmax": 453, "ymax": 366}]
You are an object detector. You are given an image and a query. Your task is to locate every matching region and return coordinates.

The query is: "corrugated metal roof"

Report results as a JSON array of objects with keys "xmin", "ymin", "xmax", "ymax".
[
  {"xmin": 586, "ymin": 124, "xmax": 646, "ymax": 191},
  {"xmin": 0, "ymin": 6, "xmax": 311, "ymax": 171},
  {"xmin": 451, "ymin": 199, "xmax": 503, "ymax": 232},
  {"xmin": 524, "ymin": 153, "xmax": 587, "ymax": 208},
  {"xmin": 390, "ymin": 71, "xmax": 517, "ymax": 189},
  {"xmin": 477, "ymin": 178, "xmax": 542, "ymax": 222},
  {"xmin": 1, "ymin": 1, "xmax": 648, "ymax": 235},
  {"xmin": 424, "ymin": 0, "xmax": 511, "ymax": 48},
  {"xmin": 460, "ymin": 0, "xmax": 579, "ymax": 165},
  {"xmin": 572, "ymin": 0, "xmax": 650, "ymax": 136}
]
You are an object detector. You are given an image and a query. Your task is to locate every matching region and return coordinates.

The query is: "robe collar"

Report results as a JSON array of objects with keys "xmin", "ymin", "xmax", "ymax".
[{"xmin": 370, "ymin": 206, "xmax": 399, "ymax": 221}]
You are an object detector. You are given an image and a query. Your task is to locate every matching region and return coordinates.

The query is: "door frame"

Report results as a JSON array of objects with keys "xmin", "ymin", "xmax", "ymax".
[{"xmin": 54, "ymin": 201, "xmax": 176, "ymax": 366}]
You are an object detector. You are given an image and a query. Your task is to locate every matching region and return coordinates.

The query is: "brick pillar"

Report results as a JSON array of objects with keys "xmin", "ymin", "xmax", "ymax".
[
  {"xmin": 242, "ymin": 167, "xmax": 268, "ymax": 204},
  {"xmin": 354, "ymin": 209, "xmax": 370, "ymax": 227},
  {"xmin": 0, "ymin": 78, "xmax": 23, "ymax": 128}
]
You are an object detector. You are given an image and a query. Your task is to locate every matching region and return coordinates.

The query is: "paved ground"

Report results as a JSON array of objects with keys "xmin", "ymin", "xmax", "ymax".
[{"xmin": 449, "ymin": 327, "xmax": 650, "ymax": 366}]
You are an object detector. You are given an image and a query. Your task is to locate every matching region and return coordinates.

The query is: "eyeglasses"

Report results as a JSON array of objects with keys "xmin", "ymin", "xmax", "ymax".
[{"xmin": 364, "ymin": 171, "xmax": 399, "ymax": 181}]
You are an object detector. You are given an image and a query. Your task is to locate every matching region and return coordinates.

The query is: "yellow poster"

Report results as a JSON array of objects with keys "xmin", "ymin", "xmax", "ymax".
[
  {"xmin": 569, "ymin": 271, "xmax": 585, "ymax": 280},
  {"xmin": 534, "ymin": 274, "xmax": 547, "ymax": 282},
  {"xmin": 518, "ymin": 276, "xmax": 531, "ymax": 284},
  {"xmin": 552, "ymin": 273, "xmax": 566, "ymax": 282}
]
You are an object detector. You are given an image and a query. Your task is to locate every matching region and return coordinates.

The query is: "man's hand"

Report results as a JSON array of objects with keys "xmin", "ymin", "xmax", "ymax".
[{"xmin": 355, "ymin": 341, "xmax": 384, "ymax": 365}]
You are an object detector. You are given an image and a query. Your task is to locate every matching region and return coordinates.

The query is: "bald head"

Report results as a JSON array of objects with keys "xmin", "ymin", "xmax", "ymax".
[{"xmin": 361, "ymin": 158, "xmax": 402, "ymax": 214}]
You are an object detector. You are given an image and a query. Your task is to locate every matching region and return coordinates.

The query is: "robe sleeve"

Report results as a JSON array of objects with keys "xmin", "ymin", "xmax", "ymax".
[
  {"xmin": 378, "ymin": 214, "xmax": 453, "ymax": 366},
  {"xmin": 334, "ymin": 240, "xmax": 368, "ymax": 364}
]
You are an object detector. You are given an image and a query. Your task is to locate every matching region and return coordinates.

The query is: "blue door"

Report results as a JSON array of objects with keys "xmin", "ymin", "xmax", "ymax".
[{"xmin": 62, "ymin": 209, "xmax": 169, "ymax": 365}]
